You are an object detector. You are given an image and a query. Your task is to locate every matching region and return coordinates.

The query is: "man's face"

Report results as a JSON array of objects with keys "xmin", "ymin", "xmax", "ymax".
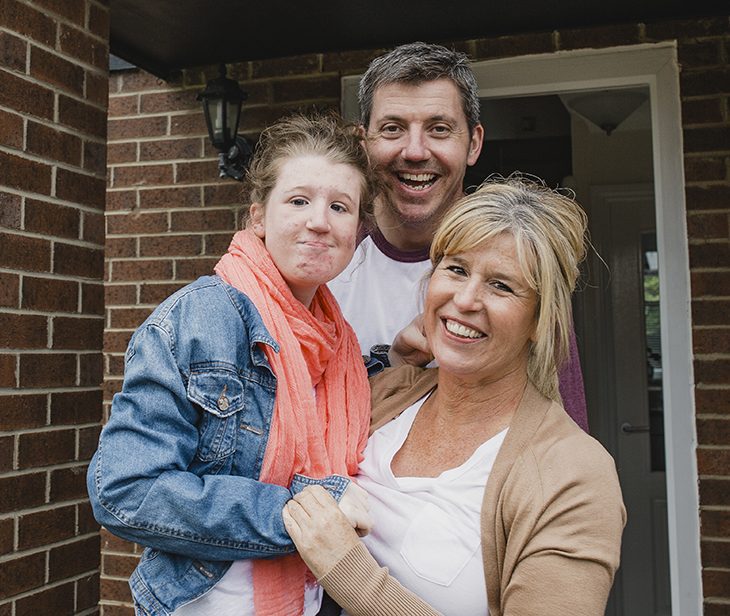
[{"xmin": 365, "ymin": 78, "xmax": 483, "ymax": 233}]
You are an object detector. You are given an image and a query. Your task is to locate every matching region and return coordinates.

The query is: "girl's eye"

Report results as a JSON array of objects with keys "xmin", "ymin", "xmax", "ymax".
[
  {"xmin": 290, "ymin": 198, "xmax": 309, "ymax": 206},
  {"xmin": 330, "ymin": 202, "xmax": 347, "ymax": 213}
]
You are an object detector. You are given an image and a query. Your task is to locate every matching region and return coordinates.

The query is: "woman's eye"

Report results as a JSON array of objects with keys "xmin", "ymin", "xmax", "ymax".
[
  {"xmin": 446, "ymin": 265, "xmax": 467, "ymax": 276},
  {"xmin": 492, "ymin": 281, "xmax": 514, "ymax": 293}
]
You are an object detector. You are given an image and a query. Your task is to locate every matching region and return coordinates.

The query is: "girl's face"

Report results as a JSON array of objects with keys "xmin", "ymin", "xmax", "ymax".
[{"xmin": 249, "ymin": 154, "xmax": 363, "ymax": 307}]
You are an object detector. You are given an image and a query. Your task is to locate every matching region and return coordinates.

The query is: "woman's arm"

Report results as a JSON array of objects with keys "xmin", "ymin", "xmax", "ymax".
[{"xmin": 284, "ymin": 486, "xmax": 443, "ymax": 616}]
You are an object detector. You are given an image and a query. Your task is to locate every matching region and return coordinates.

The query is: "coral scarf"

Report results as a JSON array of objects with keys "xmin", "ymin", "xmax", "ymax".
[{"xmin": 214, "ymin": 229, "xmax": 370, "ymax": 615}]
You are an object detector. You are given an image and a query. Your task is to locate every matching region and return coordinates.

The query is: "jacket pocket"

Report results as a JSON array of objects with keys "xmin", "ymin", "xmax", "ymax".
[{"xmin": 187, "ymin": 366, "xmax": 245, "ymax": 461}]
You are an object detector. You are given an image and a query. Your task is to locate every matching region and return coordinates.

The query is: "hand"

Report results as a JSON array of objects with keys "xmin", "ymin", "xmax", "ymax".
[
  {"xmin": 337, "ymin": 480, "xmax": 373, "ymax": 537},
  {"xmin": 283, "ymin": 485, "xmax": 362, "ymax": 579},
  {"xmin": 390, "ymin": 314, "xmax": 433, "ymax": 367}
]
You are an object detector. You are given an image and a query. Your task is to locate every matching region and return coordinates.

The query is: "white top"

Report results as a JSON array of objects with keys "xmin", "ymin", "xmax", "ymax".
[
  {"xmin": 171, "ymin": 560, "xmax": 322, "ymax": 615},
  {"xmin": 329, "ymin": 231, "xmax": 432, "ymax": 355},
  {"xmin": 356, "ymin": 395, "xmax": 506, "ymax": 616}
]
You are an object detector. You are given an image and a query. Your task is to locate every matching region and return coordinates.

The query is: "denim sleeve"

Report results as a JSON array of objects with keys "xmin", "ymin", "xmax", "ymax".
[
  {"xmin": 290, "ymin": 474, "xmax": 351, "ymax": 501},
  {"xmin": 87, "ymin": 322, "xmax": 298, "ymax": 562}
]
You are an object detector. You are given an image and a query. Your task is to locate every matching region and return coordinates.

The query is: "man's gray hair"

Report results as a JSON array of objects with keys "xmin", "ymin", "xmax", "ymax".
[{"xmin": 358, "ymin": 42, "xmax": 481, "ymax": 132}]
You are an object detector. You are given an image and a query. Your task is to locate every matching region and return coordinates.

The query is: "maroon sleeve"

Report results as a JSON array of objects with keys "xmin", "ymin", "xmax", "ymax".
[{"xmin": 558, "ymin": 328, "xmax": 589, "ymax": 432}]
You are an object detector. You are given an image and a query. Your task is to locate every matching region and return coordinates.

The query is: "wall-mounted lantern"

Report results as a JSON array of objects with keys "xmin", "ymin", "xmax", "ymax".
[{"xmin": 198, "ymin": 63, "xmax": 252, "ymax": 180}]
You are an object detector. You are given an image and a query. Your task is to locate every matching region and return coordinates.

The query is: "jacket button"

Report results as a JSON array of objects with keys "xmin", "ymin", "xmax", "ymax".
[{"xmin": 217, "ymin": 395, "xmax": 229, "ymax": 411}]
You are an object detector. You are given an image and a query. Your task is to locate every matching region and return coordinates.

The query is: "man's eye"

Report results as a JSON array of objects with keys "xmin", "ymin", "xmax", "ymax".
[
  {"xmin": 381, "ymin": 124, "xmax": 402, "ymax": 136},
  {"xmin": 431, "ymin": 125, "xmax": 451, "ymax": 135}
]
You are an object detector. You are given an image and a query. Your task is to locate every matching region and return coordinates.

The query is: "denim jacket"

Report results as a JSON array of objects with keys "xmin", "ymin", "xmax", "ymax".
[{"xmin": 87, "ymin": 276, "xmax": 350, "ymax": 615}]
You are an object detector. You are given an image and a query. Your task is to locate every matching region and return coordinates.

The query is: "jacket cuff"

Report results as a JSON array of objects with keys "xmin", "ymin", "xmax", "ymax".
[{"xmin": 290, "ymin": 473, "xmax": 351, "ymax": 502}]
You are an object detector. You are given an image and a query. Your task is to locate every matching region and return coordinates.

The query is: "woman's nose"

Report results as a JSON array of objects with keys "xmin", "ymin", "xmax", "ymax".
[
  {"xmin": 452, "ymin": 281, "xmax": 482, "ymax": 311},
  {"xmin": 306, "ymin": 204, "xmax": 331, "ymax": 232}
]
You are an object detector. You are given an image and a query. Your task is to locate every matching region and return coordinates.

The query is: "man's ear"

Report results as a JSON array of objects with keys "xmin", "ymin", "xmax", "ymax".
[
  {"xmin": 467, "ymin": 123, "xmax": 485, "ymax": 166},
  {"xmin": 249, "ymin": 203, "xmax": 265, "ymax": 238}
]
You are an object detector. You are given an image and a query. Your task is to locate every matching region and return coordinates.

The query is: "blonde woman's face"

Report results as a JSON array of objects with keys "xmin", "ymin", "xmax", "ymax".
[
  {"xmin": 249, "ymin": 154, "xmax": 362, "ymax": 307},
  {"xmin": 424, "ymin": 232, "xmax": 538, "ymax": 383}
]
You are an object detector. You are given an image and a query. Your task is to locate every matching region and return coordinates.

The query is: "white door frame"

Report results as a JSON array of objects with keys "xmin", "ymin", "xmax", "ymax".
[
  {"xmin": 465, "ymin": 43, "xmax": 700, "ymax": 614},
  {"xmin": 342, "ymin": 40, "xmax": 700, "ymax": 614}
]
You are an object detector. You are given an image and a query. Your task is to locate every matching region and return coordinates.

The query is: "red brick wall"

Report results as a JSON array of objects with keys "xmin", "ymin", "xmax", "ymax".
[
  {"xmin": 101, "ymin": 15, "xmax": 730, "ymax": 614},
  {"xmin": 0, "ymin": 0, "xmax": 109, "ymax": 614}
]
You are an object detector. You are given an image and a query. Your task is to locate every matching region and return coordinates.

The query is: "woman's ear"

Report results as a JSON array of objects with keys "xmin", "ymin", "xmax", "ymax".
[{"xmin": 249, "ymin": 203, "xmax": 266, "ymax": 238}]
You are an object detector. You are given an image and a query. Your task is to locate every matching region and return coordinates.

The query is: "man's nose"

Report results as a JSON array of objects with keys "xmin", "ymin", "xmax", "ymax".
[{"xmin": 401, "ymin": 129, "xmax": 430, "ymax": 162}]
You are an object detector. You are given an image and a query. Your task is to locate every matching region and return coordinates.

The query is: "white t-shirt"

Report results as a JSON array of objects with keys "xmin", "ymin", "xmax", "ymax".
[
  {"xmin": 329, "ymin": 230, "xmax": 431, "ymax": 355},
  {"xmin": 356, "ymin": 394, "xmax": 506, "ymax": 616},
  {"xmin": 171, "ymin": 560, "xmax": 323, "ymax": 615}
]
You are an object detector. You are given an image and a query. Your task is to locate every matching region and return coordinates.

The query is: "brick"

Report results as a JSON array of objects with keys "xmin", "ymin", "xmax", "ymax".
[
  {"xmin": 321, "ymin": 48, "xmax": 388, "ymax": 74},
  {"xmin": 691, "ymin": 272, "xmax": 730, "ymax": 298},
  {"xmin": 679, "ymin": 40, "xmax": 722, "ymax": 68},
  {"xmin": 700, "ymin": 477, "xmax": 730, "ymax": 507},
  {"xmin": 88, "ymin": 1, "xmax": 110, "ymax": 39},
  {"xmin": 695, "ymin": 358, "xmax": 730, "ymax": 385},
  {"xmin": 704, "ymin": 601, "xmax": 730, "ymax": 616},
  {"xmin": 175, "ymin": 160, "xmax": 218, "ymax": 184},
  {"xmin": 697, "ymin": 418, "xmax": 730, "ymax": 446},
  {"xmin": 0, "ymin": 0, "xmax": 56, "ymax": 46},
  {"xmin": 0, "ymin": 394, "xmax": 47, "ymax": 430},
  {"xmin": 703, "ymin": 568, "xmax": 730, "ymax": 598},
  {"xmin": 684, "ymin": 157, "xmax": 727, "ymax": 183},
  {"xmin": 103, "ymin": 553, "xmax": 139, "ymax": 578},
  {"xmin": 23, "ymin": 275, "xmax": 78, "ymax": 312},
  {"xmin": 0, "ymin": 551, "xmax": 46, "ymax": 598},
  {"xmin": 82, "ymin": 211, "xmax": 105, "ymax": 247},
  {"xmin": 76, "ymin": 570, "xmax": 101, "ymax": 612},
  {"xmin": 100, "ymin": 604, "xmax": 135, "ymax": 616},
  {"xmin": 83, "ymin": 139, "xmax": 108, "ymax": 177},
  {"xmin": 18, "ymin": 428, "xmax": 76, "ymax": 468},
  {"xmin": 104, "ymin": 330, "xmax": 133, "ymax": 354},
  {"xmin": 205, "ymin": 233, "xmax": 234, "ymax": 256},
  {"xmin": 113, "ymin": 163, "xmax": 174, "ymax": 188},
  {"xmin": 687, "ymin": 213, "xmax": 729, "ymax": 240},
  {"xmin": 693, "ymin": 328, "xmax": 730, "ymax": 355},
  {"xmin": 171, "ymin": 208, "xmax": 235, "ymax": 232},
  {"xmin": 139, "ymin": 137, "xmax": 202, "ymax": 162},
  {"xmin": 251, "ymin": 53, "xmax": 320, "ymax": 79},
  {"xmin": 53, "ymin": 316, "xmax": 104, "ymax": 350},
  {"xmin": 690, "ymin": 243, "xmax": 730, "ymax": 269},
  {"xmin": 139, "ymin": 185, "xmax": 201, "ymax": 209},
  {"xmin": 682, "ymin": 98, "xmax": 724, "ymax": 125},
  {"xmin": 108, "ymin": 307, "xmax": 153, "ymax": 329},
  {"xmin": 702, "ymin": 538, "xmax": 730, "ymax": 568},
  {"xmin": 175, "ymin": 258, "xmax": 218, "ymax": 281},
  {"xmin": 58, "ymin": 23, "xmax": 107, "ymax": 70},
  {"xmin": 0, "ymin": 230, "xmax": 52, "ymax": 274},
  {"xmin": 0, "ymin": 67, "xmax": 54, "ymax": 121},
  {"xmin": 77, "ymin": 500, "xmax": 98, "ymax": 534},
  {"xmin": 686, "ymin": 185, "xmax": 730, "ymax": 212},
  {"xmin": 0, "ymin": 109, "xmax": 23, "ymax": 151},
  {"xmin": 31, "ymin": 0, "xmax": 85, "ymax": 25},
  {"xmin": 24, "ymin": 197, "xmax": 81, "ymax": 240},
  {"xmin": 0, "ymin": 517, "xmax": 12, "ymax": 555},
  {"xmin": 139, "ymin": 234, "xmax": 201, "ymax": 257},
  {"xmin": 19, "ymin": 353, "xmax": 77, "ymax": 388},
  {"xmin": 0, "ymin": 434, "xmax": 12, "ymax": 471},
  {"xmin": 169, "ymin": 112, "xmax": 207, "ymax": 136},
  {"xmin": 474, "ymin": 31, "xmax": 554, "ymax": 60},
  {"xmin": 101, "ymin": 528, "xmax": 137, "ymax": 553},
  {"xmin": 106, "ymin": 237, "xmax": 137, "ymax": 259},
  {"xmin": 140, "ymin": 89, "xmax": 199, "ymax": 114},
  {"xmin": 105, "ymin": 283, "xmax": 137, "ymax": 306},
  {"xmin": 78, "ymin": 352, "xmax": 103, "ymax": 387},
  {"xmin": 30, "ymin": 45, "xmax": 84, "ymax": 96},
  {"xmin": 49, "ymin": 535, "xmax": 101, "ymax": 581},
  {"xmin": 111, "ymin": 259, "xmax": 173, "ymax": 282},
  {"xmin": 82, "ymin": 281, "xmax": 104, "ymax": 314},
  {"xmin": 108, "ymin": 94, "xmax": 139, "ymax": 117},
  {"xmin": 51, "ymin": 389, "xmax": 102, "ymax": 426},
  {"xmin": 104, "ymin": 377, "xmax": 123, "ymax": 400},
  {"xmin": 682, "ymin": 67, "xmax": 730, "ymax": 98},
  {"xmin": 78, "ymin": 425, "xmax": 101, "ymax": 460},
  {"xmin": 0, "ymin": 271, "xmax": 19, "ymax": 307},
  {"xmin": 0, "ymin": 30, "xmax": 27, "ymax": 72},
  {"xmin": 54, "ymin": 242, "xmax": 104, "ymax": 279},
  {"xmin": 240, "ymin": 102, "xmax": 318, "ymax": 133},
  {"xmin": 107, "ymin": 353, "xmax": 125, "ymax": 376},
  {"xmin": 203, "ymin": 183, "xmax": 242, "ymax": 207},
  {"xmin": 696, "ymin": 388, "xmax": 730, "ymax": 415},
  {"xmin": 100, "ymin": 577, "xmax": 134, "ymax": 604},
  {"xmin": 108, "ymin": 142, "xmax": 137, "ymax": 164},
  {"xmin": 683, "ymin": 126, "xmax": 730, "ymax": 154},
  {"xmin": 58, "ymin": 94, "xmax": 107, "ymax": 139},
  {"xmin": 18, "ymin": 504, "xmax": 76, "ymax": 549},
  {"xmin": 0, "ymin": 354, "xmax": 16, "ymax": 387},
  {"xmin": 0, "ymin": 313, "xmax": 48, "ymax": 348},
  {"xmin": 118, "ymin": 69, "xmax": 167, "ymax": 92},
  {"xmin": 0, "ymin": 473, "xmax": 46, "ymax": 513},
  {"xmin": 136, "ymin": 284, "xmax": 181, "ymax": 307},
  {"xmin": 272, "ymin": 75, "xmax": 340, "ymax": 103},
  {"xmin": 692, "ymin": 300, "xmax": 730, "ymax": 326},
  {"xmin": 697, "ymin": 447, "xmax": 730, "ymax": 475},
  {"xmin": 50, "ymin": 465, "xmax": 89, "ymax": 501},
  {"xmin": 106, "ymin": 189, "xmax": 137, "ymax": 212},
  {"xmin": 15, "ymin": 580, "xmax": 75, "ymax": 616},
  {"xmin": 55, "ymin": 167, "xmax": 106, "ymax": 210},
  {"xmin": 0, "ymin": 191, "xmax": 22, "ymax": 228},
  {"xmin": 0, "ymin": 150, "xmax": 53, "ymax": 195},
  {"xmin": 558, "ymin": 23, "xmax": 640, "ymax": 51},
  {"xmin": 86, "ymin": 69, "xmax": 109, "ymax": 108},
  {"xmin": 108, "ymin": 115, "xmax": 168, "ymax": 141}
]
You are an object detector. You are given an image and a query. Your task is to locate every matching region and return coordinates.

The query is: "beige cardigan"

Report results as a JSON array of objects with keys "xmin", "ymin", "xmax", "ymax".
[{"xmin": 320, "ymin": 367, "xmax": 626, "ymax": 616}]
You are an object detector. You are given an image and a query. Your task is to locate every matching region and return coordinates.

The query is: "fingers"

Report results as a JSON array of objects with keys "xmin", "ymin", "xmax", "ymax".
[{"xmin": 338, "ymin": 482, "xmax": 374, "ymax": 536}]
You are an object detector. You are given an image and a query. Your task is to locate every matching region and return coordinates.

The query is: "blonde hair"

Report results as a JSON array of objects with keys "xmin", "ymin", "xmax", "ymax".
[
  {"xmin": 430, "ymin": 175, "xmax": 588, "ymax": 400},
  {"xmin": 241, "ymin": 112, "xmax": 378, "ymax": 225}
]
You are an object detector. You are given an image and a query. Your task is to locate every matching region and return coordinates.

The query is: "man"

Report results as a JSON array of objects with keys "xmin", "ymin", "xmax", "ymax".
[{"xmin": 329, "ymin": 42, "xmax": 588, "ymax": 429}]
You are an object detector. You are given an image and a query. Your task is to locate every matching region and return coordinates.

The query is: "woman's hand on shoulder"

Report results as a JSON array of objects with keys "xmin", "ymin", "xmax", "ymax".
[{"xmin": 283, "ymin": 485, "xmax": 363, "ymax": 579}]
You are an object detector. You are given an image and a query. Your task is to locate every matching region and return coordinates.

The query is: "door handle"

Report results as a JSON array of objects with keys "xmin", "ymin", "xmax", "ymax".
[{"xmin": 621, "ymin": 422, "xmax": 650, "ymax": 434}]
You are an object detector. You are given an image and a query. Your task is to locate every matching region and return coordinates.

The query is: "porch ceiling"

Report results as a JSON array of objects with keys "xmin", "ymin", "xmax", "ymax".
[{"xmin": 109, "ymin": 0, "xmax": 727, "ymax": 79}]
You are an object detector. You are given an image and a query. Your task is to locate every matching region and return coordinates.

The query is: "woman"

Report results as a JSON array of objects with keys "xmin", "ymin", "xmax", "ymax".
[
  {"xmin": 87, "ymin": 113, "xmax": 377, "ymax": 616},
  {"xmin": 284, "ymin": 177, "xmax": 626, "ymax": 615}
]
